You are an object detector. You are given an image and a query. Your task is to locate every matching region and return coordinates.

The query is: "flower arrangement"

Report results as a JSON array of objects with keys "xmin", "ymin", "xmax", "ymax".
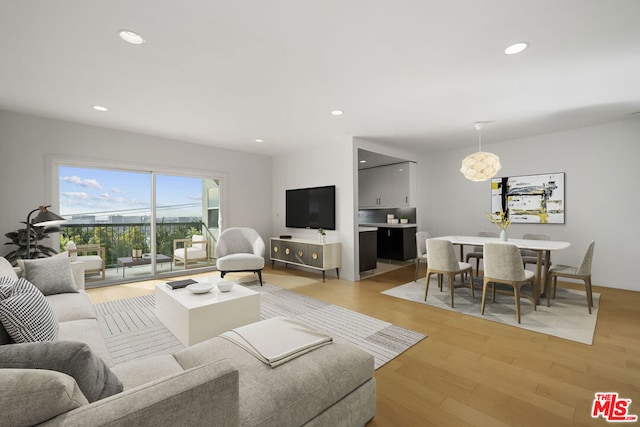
[
  {"xmin": 318, "ymin": 228, "xmax": 326, "ymax": 235},
  {"xmin": 485, "ymin": 210, "xmax": 511, "ymax": 230}
]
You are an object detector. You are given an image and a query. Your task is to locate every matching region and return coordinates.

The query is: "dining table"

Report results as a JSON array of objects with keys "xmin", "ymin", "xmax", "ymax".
[{"xmin": 434, "ymin": 235, "xmax": 571, "ymax": 305}]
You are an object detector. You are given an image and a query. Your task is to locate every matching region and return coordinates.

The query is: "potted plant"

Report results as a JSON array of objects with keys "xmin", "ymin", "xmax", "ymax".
[
  {"xmin": 4, "ymin": 224, "xmax": 61, "ymax": 265},
  {"xmin": 485, "ymin": 210, "xmax": 511, "ymax": 241},
  {"xmin": 400, "ymin": 215, "xmax": 409, "ymax": 224},
  {"xmin": 318, "ymin": 228, "xmax": 326, "ymax": 243},
  {"xmin": 132, "ymin": 243, "xmax": 143, "ymax": 259}
]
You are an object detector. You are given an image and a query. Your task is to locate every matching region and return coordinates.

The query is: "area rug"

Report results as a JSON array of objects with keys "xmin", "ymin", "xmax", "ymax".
[
  {"xmin": 381, "ymin": 279, "xmax": 599, "ymax": 345},
  {"xmin": 95, "ymin": 282, "xmax": 426, "ymax": 368}
]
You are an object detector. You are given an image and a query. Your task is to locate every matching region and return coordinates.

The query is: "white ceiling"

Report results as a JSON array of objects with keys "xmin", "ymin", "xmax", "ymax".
[{"xmin": 1, "ymin": 1, "xmax": 639, "ymax": 157}]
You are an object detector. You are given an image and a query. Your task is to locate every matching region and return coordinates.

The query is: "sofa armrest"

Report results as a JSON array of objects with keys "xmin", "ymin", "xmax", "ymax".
[
  {"xmin": 40, "ymin": 360, "xmax": 240, "ymax": 427},
  {"xmin": 70, "ymin": 261, "xmax": 85, "ymax": 290}
]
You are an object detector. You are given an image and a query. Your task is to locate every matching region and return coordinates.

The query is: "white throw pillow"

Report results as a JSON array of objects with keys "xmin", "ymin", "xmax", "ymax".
[
  {"xmin": 65, "ymin": 241, "xmax": 78, "ymax": 260},
  {"xmin": 192, "ymin": 235, "xmax": 206, "ymax": 250},
  {"xmin": 0, "ymin": 257, "xmax": 18, "ymax": 281}
]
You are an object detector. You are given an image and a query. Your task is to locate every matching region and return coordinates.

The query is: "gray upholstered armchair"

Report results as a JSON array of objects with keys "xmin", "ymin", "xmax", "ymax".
[{"xmin": 215, "ymin": 227, "xmax": 265, "ymax": 285}]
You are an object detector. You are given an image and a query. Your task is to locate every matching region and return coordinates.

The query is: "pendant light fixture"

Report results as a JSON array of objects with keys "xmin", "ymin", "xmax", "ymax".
[{"xmin": 460, "ymin": 121, "xmax": 501, "ymax": 182}]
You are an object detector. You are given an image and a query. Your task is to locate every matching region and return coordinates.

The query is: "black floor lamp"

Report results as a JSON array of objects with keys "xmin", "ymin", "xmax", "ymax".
[{"xmin": 25, "ymin": 205, "xmax": 66, "ymax": 259}]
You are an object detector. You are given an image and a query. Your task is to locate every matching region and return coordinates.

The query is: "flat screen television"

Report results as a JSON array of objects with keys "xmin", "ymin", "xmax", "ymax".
[{"xmin": 286, "ymin": 185, "xmax": 336, "ymax": 230}]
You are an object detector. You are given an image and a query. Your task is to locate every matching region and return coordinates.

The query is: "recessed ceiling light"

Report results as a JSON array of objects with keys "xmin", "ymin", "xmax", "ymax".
[
  {"xmin": 119, "ymin": 30, "xmax": 146, "ymax": 45},
  {"xmin": 504, "ymin": 42, "xmax": 528, "ymax": 55},
  {"xmin": 92, "ymin": 105, "xmax": 108, "ymax": 112},
  {"xmin": 331, "ymin": 110, "xmax": 344, "ymax": 116},
  {"xmin": 255, "ymin": 138, "xmax": 264, "ymax": 143}
]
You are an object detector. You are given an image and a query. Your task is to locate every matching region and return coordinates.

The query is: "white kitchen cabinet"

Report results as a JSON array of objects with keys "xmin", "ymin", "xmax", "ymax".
[{"xmin": 358, "ymin": 162, "xmax": 416, "ymax": 208}]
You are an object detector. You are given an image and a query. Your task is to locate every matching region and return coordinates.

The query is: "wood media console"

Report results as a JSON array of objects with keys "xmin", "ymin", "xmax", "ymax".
[{"xmin": 270, "ymin": 237, "xmax": 341, "ymax": 282}]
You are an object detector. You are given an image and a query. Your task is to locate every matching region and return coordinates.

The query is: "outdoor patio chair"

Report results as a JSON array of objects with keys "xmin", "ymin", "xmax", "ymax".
[{"xmin": 173, "ymin": 235, "xmax": 210, "ymax": 268}]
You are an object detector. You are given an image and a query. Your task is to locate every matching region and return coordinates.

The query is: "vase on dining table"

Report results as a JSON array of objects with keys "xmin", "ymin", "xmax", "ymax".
[{"xmin": 500, "ymin": 229, "xmax": 508, "ymax": 241}]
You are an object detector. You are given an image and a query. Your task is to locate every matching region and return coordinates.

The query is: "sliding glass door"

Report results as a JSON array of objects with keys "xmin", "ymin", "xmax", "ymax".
[
  {"xmin": 155, "ymin": 175, "xmax": 220, "ymax": 272},
  {"xmin": 57, "ymin": 164, "xmax": 220, "ymax": 284}
]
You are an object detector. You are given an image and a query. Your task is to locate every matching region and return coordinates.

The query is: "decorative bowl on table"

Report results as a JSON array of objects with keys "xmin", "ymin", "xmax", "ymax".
[
  {"xmin": 217, "ymin": 280, "xmax": 234, "ymax": 292},
  {"xmin": 186, "ymin": 282, "xmax": 214, "ymax": 294}
]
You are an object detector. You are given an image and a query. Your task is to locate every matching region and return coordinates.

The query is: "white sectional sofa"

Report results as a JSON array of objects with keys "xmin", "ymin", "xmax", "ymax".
[{"xmin": 0, "ymin": 256, "xmax": 376, "ymax": 426}]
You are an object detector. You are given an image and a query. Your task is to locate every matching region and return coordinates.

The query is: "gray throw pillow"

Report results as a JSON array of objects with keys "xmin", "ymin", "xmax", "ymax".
[
  {"xmin": 0, "ymin": 340, "xmax": 123, "ymax": 402},
  {"xmin": 0, "ymin": 278, "xmax": 59, "ymax": 343},
  {"xmin": 1, "ymin": 368, "xmax": 88, "ymax": 425},
  {"xmin": 22, "ymin": 256, "xmax": 78, "ymax": 295}
]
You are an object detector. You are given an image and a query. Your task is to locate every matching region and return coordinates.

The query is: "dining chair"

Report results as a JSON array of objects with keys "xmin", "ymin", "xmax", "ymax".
[
  {"xmin": 547, "ymin": 240, "xmax": 595, "ymax": 314},
  {"xmin": 521, "ymin": 233, "xmax": 551, "ymax": 269},
  {"xmin": 481, "ymin": 243, "xmax": 536, "ymax": 323},
  {"xmin": 425, "ymin": 239, "xmax": 473, "ymax": 308},
  {"xmin": 414, "ymin": 231, "xmax": 430, "ymax": 281},
  {"xmin": 465, "ymin": 231, "xmax": 498, "ymax": 276}
]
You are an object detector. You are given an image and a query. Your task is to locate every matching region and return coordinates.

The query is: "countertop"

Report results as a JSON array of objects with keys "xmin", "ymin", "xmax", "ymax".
[{"xmin": 359, "ymin": 222, "xmax": 417, "ymax": 229}]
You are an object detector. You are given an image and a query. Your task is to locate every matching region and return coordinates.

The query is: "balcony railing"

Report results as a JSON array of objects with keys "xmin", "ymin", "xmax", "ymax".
[{"xmin": 60, "ymin": 221, "xmax": 216, "ymax": 270}]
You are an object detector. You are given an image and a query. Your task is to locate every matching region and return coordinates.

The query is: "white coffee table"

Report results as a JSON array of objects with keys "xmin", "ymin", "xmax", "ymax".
[{"xmin": 155, "ymin": 277, "xmax": 261, "ymax": 346}]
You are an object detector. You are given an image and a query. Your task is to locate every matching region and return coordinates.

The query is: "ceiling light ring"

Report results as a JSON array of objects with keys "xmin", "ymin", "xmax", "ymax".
[{"xmin": 119, "ymin": 30, "xmax": 146, "ymax": 45}]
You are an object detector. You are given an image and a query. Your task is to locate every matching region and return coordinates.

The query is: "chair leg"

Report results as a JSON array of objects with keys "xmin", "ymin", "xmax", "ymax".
[
  {"xmin": 448, "ymin": 274, "xmax": 455, "ymax": 308},
  {"xmin": 220, "ymin": 271, "xmax": 226, "ymax": 279},
  {"xmin": 438, "ymin": 274, "xmax": 443, "ymax": 291},
  {"xmin": 424, "ymin": 272, "xmax": 432, "ymax": 301},
  {"xmin": 476, "ymin": 259, "xmax": 480, "ymax": 276},
  {"xmin": 414, "ymin": 260, "xmax": 419, "ymax": 282},
  {"xmin": 584, "ymin": 277, "xmax": 593, "ymax": 314},
  {"xmin": 481, "ymin": 278, "xmax": 489, "ymax": 315},
  {"xmin": 514, "ymin": 285, "xmax": 521, "ymax": 324},
  {"xmin": 257, "ymin": 270, "xmax": 263, "ymax": 286},
  {"xmin": 547, "ymin": 273, "xmax": 553, "ymax": 307},
  {"xmin": 468, "ymin": 269, "xmax": 474, "ymax": 298}
]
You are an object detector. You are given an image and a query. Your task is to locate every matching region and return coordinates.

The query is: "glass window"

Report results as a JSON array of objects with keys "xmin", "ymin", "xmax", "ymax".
[{"xmin": 57, "ymin": 165, "xmax": 220, "ymax": 285}]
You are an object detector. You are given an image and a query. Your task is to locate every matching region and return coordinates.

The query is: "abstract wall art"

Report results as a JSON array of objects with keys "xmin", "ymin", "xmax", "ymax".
[{"xmin": 491, "ymin": 172, "xmax": 565, "ymax": 224}]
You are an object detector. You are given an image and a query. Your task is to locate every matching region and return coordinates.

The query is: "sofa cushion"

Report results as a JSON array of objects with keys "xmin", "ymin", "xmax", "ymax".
[
  {"xmin": 20, "ymin": 256, "xmax": 78, "ymax": 295},
  {"xmin": 111, "ymin": 354, "xmax": 185, "ymax": 390},
  {"xmin": 0, "ymin": 278, "xmax": 59, "ymax": 343},
  {"xmin": 47, "ymin": 291, "xmax": 97, "ymax": 322},
  {"xmin": 174, "ymin": 334, "xmax": 374, "ymax": 427},
  {"xmin": 0, "ymin": 340, "xmax": 123, "ymax": 402},
  {"xmin": 0, "ymin": 256, "xmax": 19, "ymax": 280},
  {"xmin": 1, "ymin": 368, "xmax": 88, "ymax": 426},
  {"xmin": 58, "ymin": 318, "xmax": 114, "ymax": 367},
  {"xmin": 77, "ymin": 255, "xmax": 103, "ymax": 271},
  {"xmin": 174, "ymin": 247, "xmax": 207, "ymax": 260},
  {"xmin": 216, "ymin": 253, "xmax": 265, "ymax": 271}
]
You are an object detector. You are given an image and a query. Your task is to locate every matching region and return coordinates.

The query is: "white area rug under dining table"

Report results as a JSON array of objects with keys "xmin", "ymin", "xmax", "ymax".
[{"xmin": 382, "ymin": 278, "xmax": 599, "ymax": 345}]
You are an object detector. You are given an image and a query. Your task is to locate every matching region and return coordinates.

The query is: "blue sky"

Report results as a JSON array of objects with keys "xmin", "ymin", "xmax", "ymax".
[{"xmin": 59, "ymin": 166, "xmax": 203, "ymax": 219}]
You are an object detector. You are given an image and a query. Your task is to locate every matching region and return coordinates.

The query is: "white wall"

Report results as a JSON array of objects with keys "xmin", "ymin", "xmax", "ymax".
[
  {"xmin": 0, "ymin": 110, "xmax": 273, "ymax": 257},
  {"xmin": 417, "ymin": 118, "xmax": 640, "ymax": 291},
  {"xmin": 271, "ymin": 137, "xmax": 356, "ymax": 281},
  {"xmin": 3, "ymin": 109, "xmax": 638, "ymax": 291}
]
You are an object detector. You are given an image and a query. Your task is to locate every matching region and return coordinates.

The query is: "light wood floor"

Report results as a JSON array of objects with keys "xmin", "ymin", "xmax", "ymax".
[{"xmin": 86, "ymin": 265, "xmax": 640, "ymax": 427}]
